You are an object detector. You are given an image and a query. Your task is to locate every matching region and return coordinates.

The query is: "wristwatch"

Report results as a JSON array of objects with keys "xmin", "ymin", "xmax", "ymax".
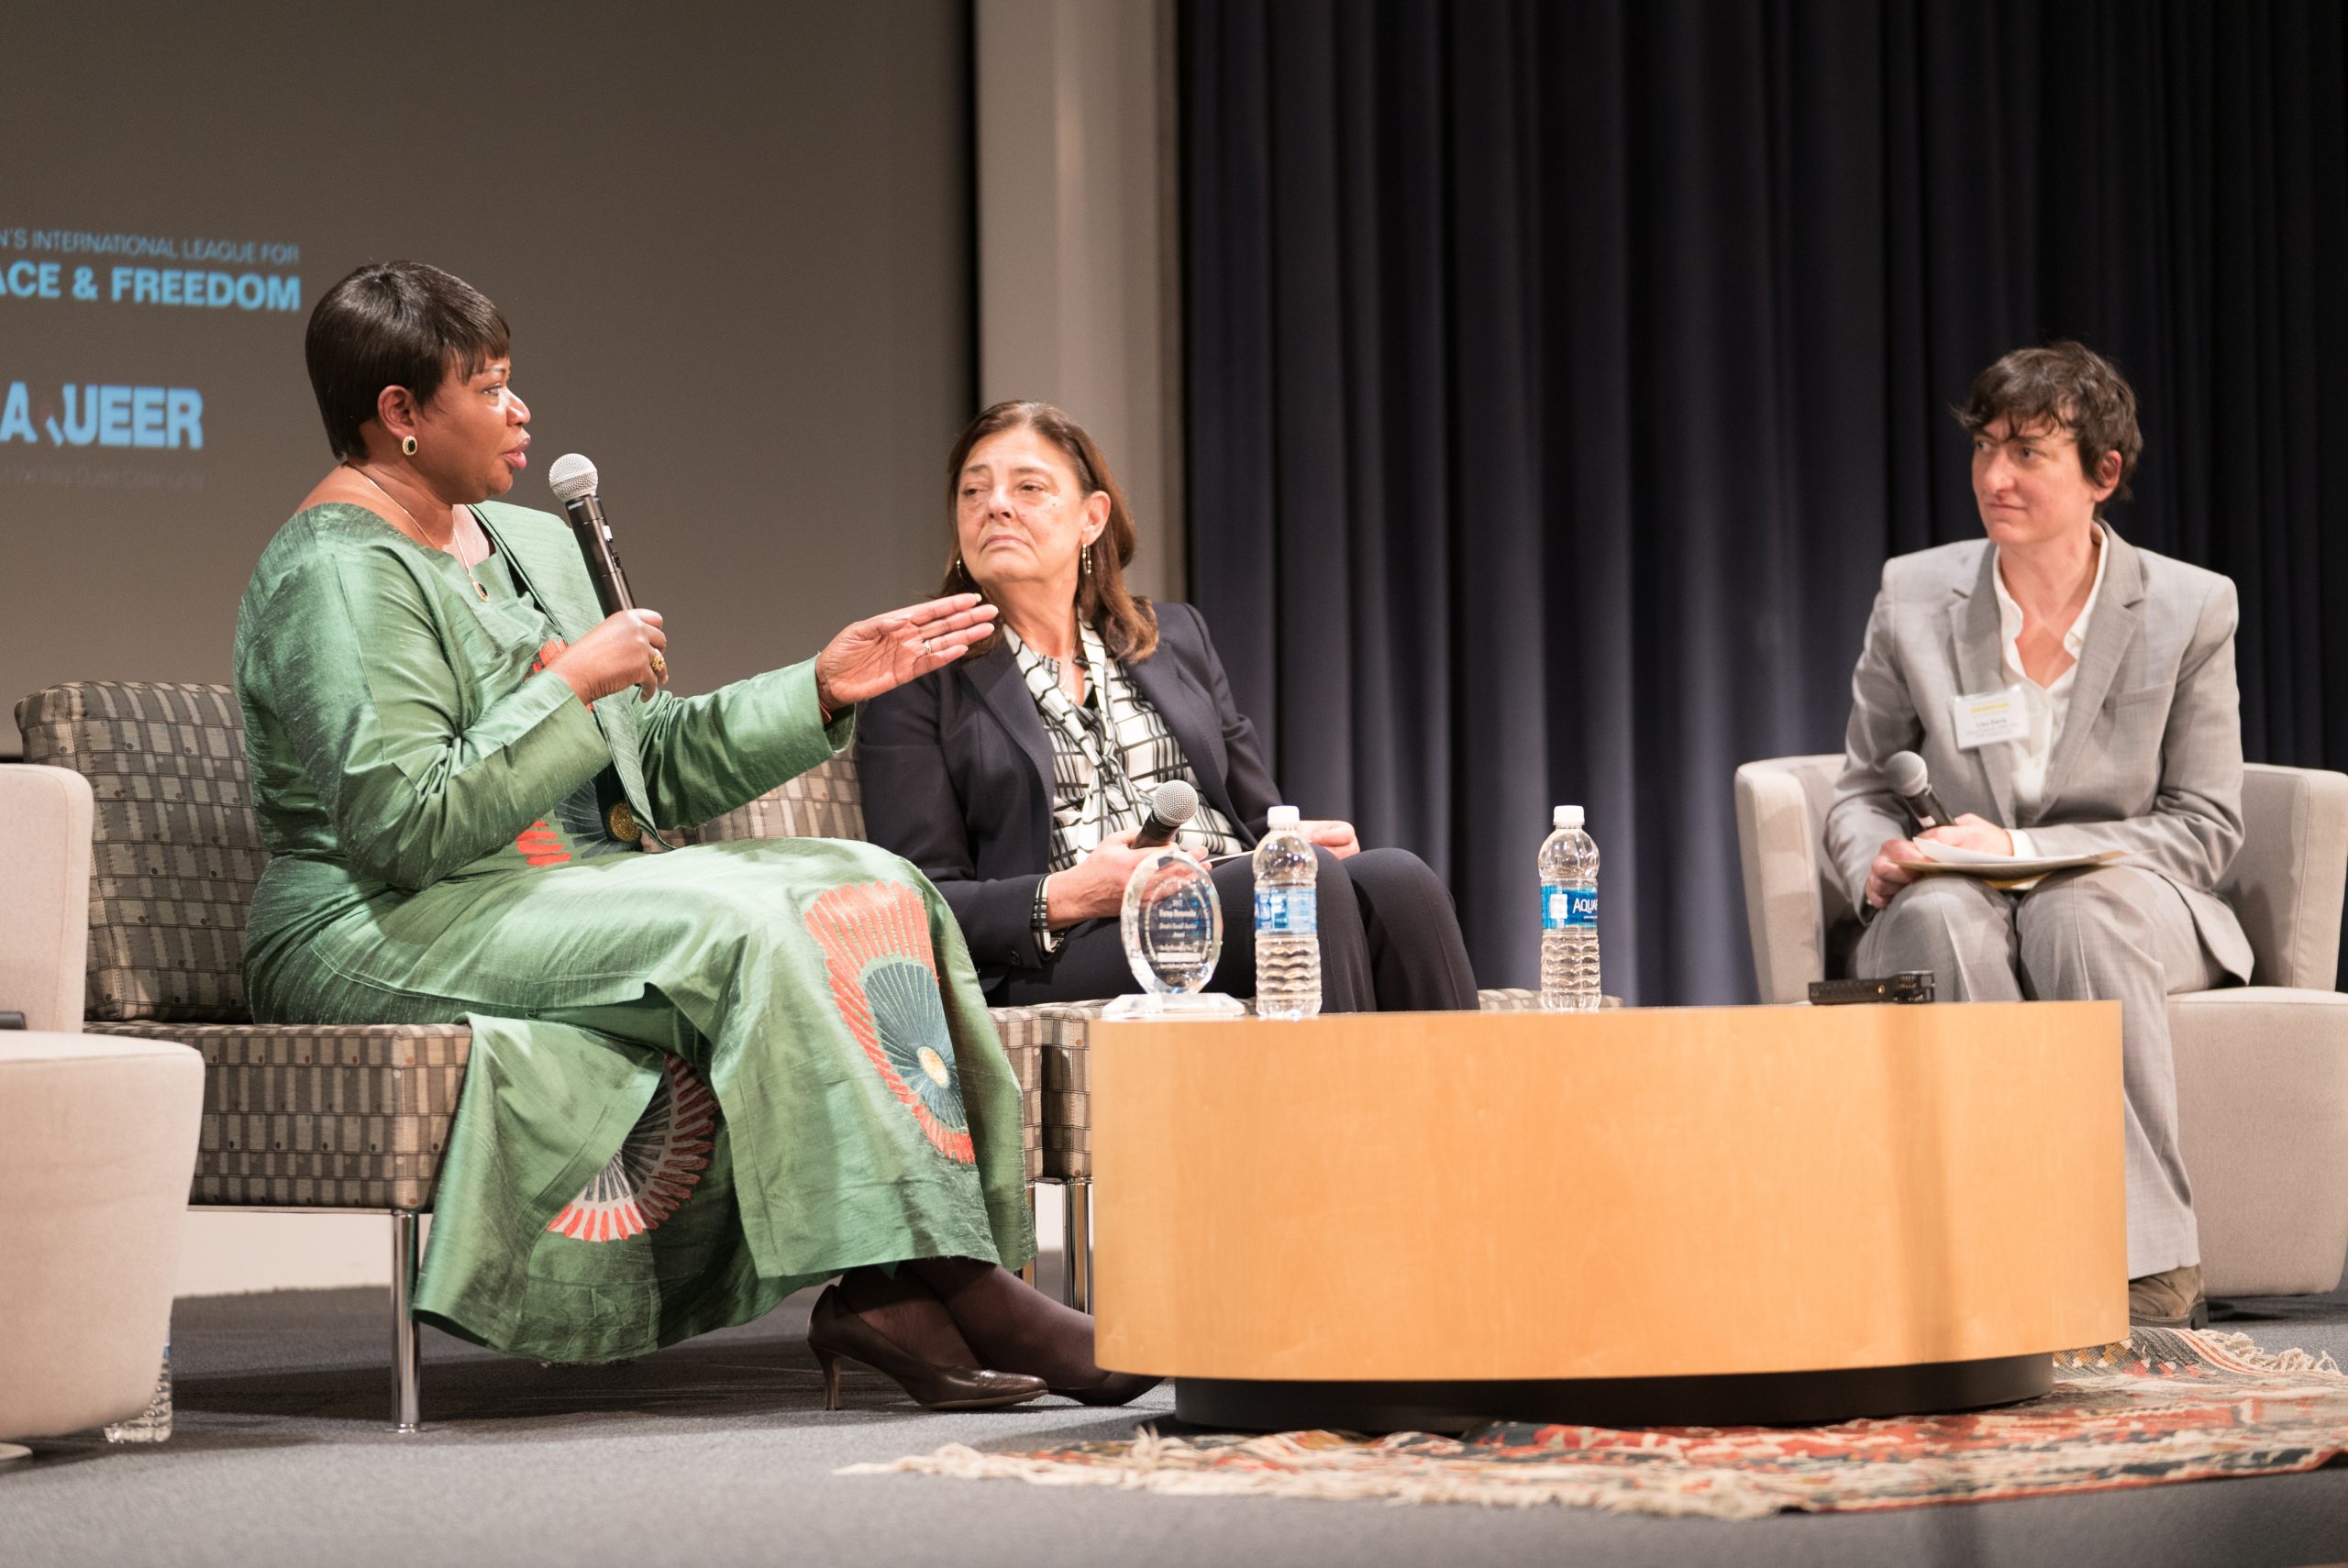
[{"xmin": 1032, "ymin": 874, "xmax": 1062, "ymax": 957}]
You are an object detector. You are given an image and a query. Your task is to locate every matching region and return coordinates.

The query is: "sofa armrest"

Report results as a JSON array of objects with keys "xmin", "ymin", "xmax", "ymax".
[
  {"xmin": 1734, "ymin": 761, "xmax": 1831, "ymax": 1003},
  {"xmin": 2226, "ymin": 764, "xmax": 2348, "ymax": 991},
  {"xmin": 0, "ymin": 765, "xmax": 93, "ymax": 1033}
]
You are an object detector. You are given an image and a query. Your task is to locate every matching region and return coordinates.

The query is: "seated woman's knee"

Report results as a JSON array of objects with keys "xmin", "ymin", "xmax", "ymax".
[
  {"xmin": 2017, "ymin": 865, "xmax": 2156, "ymax": 948},
  {"xmin": 1882, "ymin": 872, "xmax": 2004, "ymax": 928},
  {"xmin": 1345, "ymin": 845, "xmax": 1445, "ymax": 895}
]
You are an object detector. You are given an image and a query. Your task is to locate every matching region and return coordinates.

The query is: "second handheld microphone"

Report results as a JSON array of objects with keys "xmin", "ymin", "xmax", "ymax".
[
  {"xmin": 1131, "ymin": 780, "xmax": 1200, "ymax": 849},
  {"xmin": 548, "ymin": 452, "xmax": 635, "ymax": 615},
  {"xmin": 1886, "ymin": 749, "xmax": 1958, "ymax": 834}
]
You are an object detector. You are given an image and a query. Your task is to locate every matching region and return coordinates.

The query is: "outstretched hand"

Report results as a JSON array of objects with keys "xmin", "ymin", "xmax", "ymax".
[{"xmin": 814, "ymin": 593, "xmax": 999, "ymax": 712}]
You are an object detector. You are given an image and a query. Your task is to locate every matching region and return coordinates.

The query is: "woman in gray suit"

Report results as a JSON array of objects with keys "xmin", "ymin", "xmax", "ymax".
[{"xmin": 1824, "ymin": 342, "xmax": 2248, "ymax": 1331}]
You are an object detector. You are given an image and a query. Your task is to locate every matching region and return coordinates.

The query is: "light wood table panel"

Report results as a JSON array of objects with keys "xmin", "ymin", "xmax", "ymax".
[{"xmin": 1092, "ymin": 1002, "xmax": 2124, "ymax": 1392}]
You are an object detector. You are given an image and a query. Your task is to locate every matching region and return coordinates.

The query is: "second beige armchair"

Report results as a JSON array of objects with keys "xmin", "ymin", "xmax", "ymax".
[{"xmin": 1733, "ymin": 755, "xmax": 2348, "ymax": 1300}]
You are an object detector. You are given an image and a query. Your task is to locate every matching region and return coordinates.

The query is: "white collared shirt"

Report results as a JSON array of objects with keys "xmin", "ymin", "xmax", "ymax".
[{"xmin": 1992, "ymin": 524, "xmax": 2110, "ymax": 856}]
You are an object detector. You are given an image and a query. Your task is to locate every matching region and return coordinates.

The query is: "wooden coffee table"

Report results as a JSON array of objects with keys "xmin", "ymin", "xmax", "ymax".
[{"xmin": 1089, "ymin": 1001, "xmax": 2123, "ymax": 1430}]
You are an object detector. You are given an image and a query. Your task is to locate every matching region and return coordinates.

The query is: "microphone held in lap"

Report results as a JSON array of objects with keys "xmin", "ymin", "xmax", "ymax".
[
  {"xmin": 1131, "ymin": 780, "xmax": 1199, "ymax": 849},
  {"xmin": 1886, "ymin": 749, "xmax": 1960, "ymax": 834}
]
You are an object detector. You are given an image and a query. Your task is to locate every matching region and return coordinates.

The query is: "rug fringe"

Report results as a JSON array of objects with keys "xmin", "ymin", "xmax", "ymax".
[
  {"xmin": 2055, "ymin": 1329, "xmax": 2341, "ymax": 1376},
  {"xmin": 2186, "ymin": 1330, "xmax": 2342, "ymax": 1376},
  {"xmin": 837, "ymin": 1439, "xmax": 1780, "ymax": 1518}
]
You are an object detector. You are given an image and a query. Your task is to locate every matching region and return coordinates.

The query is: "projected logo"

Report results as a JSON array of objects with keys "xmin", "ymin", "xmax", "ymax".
[
  {"xmin": 1, "ymin": 382, "xmax": 203, "ymax": 448},
  {"xmin": 1, "ymin": 227, "xmax": 294, "ymax": 485}
]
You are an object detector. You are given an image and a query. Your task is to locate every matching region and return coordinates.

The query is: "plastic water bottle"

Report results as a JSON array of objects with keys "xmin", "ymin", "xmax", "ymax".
[
  {"xmin": 1253, "ymin": 805, "xmax": 1322, "ymax": 1020},
  {"xmin": 1539, "ymin": 805, "xmax": 1600, "ymax": 1011}
]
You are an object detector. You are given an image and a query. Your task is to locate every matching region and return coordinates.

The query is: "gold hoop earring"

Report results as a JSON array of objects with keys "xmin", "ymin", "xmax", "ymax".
[{"xmin": 401, "ymin": 436, "xmax": 418, "ymax": 457}]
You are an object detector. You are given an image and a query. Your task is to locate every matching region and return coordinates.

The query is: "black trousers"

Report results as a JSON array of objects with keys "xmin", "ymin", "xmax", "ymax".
[{"xmin": 993, "ymin": 846, "xmax": 1479, "ymax": 1012}]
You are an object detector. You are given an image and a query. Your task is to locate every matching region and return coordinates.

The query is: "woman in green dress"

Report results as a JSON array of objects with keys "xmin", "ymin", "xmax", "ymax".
[{"xmin": 238, "ymin": 259, "xmax": 1148, "ymax": 1409}]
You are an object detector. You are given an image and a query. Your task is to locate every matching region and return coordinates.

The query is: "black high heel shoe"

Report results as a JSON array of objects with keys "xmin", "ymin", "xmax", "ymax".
[
  {"xmin": 806, "ymin": 1286, "xmax": 1048, "ymax": 1411},
  {"xmin": 1048, "ymin": 1372, "xmax": 1163, "ymax": 1408}
]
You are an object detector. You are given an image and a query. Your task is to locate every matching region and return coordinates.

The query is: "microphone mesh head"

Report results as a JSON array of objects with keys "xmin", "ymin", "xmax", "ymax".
[
  {"xmin": 548, "ymin": 452, "xmax": 600, "ymax": 503},
  {"xmin": 1149, "ymin": 779, "xmax": 1198, "ymax": 828},
  {"xmin": 1886, "ymin": 750, "xmax": 1931, "ymax": 796}
]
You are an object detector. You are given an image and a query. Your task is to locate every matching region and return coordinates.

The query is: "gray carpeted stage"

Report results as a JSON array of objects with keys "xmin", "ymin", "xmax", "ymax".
[{"xmin": 6, "ymin": 1259, "xmax": 2345, "ymax": 1568}]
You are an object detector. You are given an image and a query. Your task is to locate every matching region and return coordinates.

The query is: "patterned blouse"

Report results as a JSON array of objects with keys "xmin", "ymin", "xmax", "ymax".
[{"xmin": 1003, "ymin": 622, "xmax": 1248, "ymax": 873}]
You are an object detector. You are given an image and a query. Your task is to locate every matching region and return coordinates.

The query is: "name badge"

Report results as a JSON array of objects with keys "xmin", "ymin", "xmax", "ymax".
[{"xmin": 1951, "ymin": 685, "xmax": 2029, "ymax": 749}]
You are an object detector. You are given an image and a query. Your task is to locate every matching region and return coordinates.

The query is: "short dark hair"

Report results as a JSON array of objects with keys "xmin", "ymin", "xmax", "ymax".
[
  {"xmin": 305, "ymin": 261, "xmax": 511, "ymax": 461},
  {"xmin": 939, "ymin": 401, "xmax": 1159, "ymax": 663},
  {"xmin": 1956, "ymin": 340, "xmax": 2143, "ymax": 500}
]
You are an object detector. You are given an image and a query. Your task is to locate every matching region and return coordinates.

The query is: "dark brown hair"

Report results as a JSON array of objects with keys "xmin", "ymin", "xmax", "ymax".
[
  {"xmin": 1956, "ymin": 339, "xmax": 2143, "ymax": 501},
  {"xmin": 305, "ymin": 260, "xmax": 511, "ymax": 461},
  {"xmin": 940, "ymin": 401, "xmax": 1159, "ymax": 661}
]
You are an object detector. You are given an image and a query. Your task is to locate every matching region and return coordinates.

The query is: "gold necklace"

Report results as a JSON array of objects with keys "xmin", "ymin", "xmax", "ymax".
[{"xmin": 349, "ymin": 465, "xmax": 490, "ymax": 602}]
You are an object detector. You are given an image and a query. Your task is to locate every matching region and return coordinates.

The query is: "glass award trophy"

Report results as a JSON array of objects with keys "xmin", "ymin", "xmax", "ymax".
[{"xmin": 1102, "ymin": 847, "xmax": 1246, "ymax": 1018}]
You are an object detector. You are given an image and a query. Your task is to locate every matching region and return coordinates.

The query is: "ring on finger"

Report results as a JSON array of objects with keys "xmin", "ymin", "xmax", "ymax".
[{"xmin": 648, "ymin": 649, "xmax": 668, "ymax": 679}]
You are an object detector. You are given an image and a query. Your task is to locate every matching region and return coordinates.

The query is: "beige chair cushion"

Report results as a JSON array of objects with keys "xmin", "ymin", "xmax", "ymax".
[
  {"xmin": 2221, "ymin": 767, "xmax": 2348, "ymax": 990},
  {"xmin": 0, "ymin": 765, "xmax": 93, "ymax": 1033},
  {"xmin": 0, "ymin": 1032, "xmax": 202, "ymax": 1441},
  {"xmin": 2169, "ymin": 987, "xmax": 2348, "ymax": 1296}
]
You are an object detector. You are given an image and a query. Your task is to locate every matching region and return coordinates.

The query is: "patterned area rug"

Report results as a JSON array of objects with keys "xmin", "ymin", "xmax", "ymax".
[{"xmin": 843, "ymin": 1331, "xmax": 2348, "ymax": 1518}]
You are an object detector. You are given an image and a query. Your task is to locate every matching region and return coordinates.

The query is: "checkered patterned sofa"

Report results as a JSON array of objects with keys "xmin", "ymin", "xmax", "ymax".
[{"xmin": 17, "ymin": 679, "xmax": 1536, "ymax": 1428}]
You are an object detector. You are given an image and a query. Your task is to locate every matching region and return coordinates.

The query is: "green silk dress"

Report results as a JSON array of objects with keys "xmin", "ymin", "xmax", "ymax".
[{"xmin": 233, "ymin": 500, "xmax": 1033, "ymax": 1363}]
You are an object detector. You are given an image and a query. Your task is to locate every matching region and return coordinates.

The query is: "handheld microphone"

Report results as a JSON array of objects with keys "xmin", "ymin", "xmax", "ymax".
[
  {"xmin": 1131, "ymin": 780, "xmax": 1199, "ymax": 849},
  {"xmin": 1886, "ymin": 750, "xmax": 1958, "ymax": 834},
  {"xmin": 548, "ymin": 453, "xmax": 634, "ymax": 615}
]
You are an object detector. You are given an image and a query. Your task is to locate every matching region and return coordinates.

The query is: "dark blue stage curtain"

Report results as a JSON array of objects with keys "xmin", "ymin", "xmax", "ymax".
[{"xmin": 1182, "ymin": 0, "xmax": 2348, "ymax": 1000}]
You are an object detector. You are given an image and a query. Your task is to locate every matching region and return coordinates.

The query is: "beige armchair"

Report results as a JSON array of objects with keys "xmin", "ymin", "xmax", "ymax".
[
  {"xmin": 0, "ymin": 762, "xmax": 93, "ymax": 1033},
  {"xmin": 1733, "ymin": 755, "xmax": 2348, "ymax": 1299},
  {"xmin": 0, "ymin": 766, "xmax": 202, "ymax": 1460}
]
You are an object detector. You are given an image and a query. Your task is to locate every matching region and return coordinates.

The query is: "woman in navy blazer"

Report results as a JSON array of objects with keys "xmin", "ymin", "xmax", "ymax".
[{"xmin": 860, "ymin": 402, "xmax": 1476, "ymax": 1011}]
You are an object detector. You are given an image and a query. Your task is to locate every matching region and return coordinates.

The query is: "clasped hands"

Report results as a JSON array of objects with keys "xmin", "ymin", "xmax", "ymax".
[
  {"xmin": 1866, "ymin": 813, "xmax": 2014, "ymax": 909},
  {"xmin": 1046, "ymin": 817, "xmax": 1361, "ymax": 927},
  {"xmin": 547, "ymin": 593, "xmax": 1000, "ymax": 709}
]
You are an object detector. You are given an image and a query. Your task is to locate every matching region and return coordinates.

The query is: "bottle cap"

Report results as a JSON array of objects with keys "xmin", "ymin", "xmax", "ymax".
[
  {"xmin": 1554, "ymin": 805, "xmax": 1584, "ymax": 828},
  {"xmin": 1268, "ymin": 805, "xmax": 1301, "ymax": 827}
]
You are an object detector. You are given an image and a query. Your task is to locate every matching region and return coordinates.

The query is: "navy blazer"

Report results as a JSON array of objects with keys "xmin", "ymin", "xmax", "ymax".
[{"xmin": 858, "ymin": 601, "xmax": 1281, "ymax": 989}]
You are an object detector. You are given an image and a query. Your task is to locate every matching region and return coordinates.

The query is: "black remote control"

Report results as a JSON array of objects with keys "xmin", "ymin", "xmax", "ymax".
[{"xmin": 1807, "ymin": 972, "xmax": 1935, "ymax": 1006}]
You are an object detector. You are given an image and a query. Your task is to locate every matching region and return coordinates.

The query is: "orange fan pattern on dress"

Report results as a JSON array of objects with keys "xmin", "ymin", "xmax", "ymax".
[
  {"xmin": 803, "ymin": 879, "xmax": 976, "ymax": 1164},
  {"xmin": 547, "ymin": 1055, "xmax": 717, "ymax": 1242}
]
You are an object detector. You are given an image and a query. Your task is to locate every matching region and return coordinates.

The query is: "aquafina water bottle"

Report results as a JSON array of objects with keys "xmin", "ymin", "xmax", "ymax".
[
  {"xmin": 1539, "ymin": 805, "xmax": 1600, "ymax": 1010},
  {"xmin": 1253, "ymin": 805, "xmax": 1321, "ymax": 1020}
]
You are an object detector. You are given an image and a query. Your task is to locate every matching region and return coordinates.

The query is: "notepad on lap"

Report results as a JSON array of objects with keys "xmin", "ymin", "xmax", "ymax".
[{"xmin": 1910, "ymin": 841, "xmax": 2123, "ymax": 888}]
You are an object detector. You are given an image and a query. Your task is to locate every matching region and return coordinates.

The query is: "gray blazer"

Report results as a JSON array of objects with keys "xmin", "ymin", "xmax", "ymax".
[{"xmin": 1823, "ymin": 525, "xmax": 2254, "ymax": 981}]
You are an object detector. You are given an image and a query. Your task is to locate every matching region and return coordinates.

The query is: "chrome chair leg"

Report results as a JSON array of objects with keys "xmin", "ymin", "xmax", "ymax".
[
  {"xmin": 1019, "ymin": 1183, "xmax": 1039, "ymax": 1286},
  {"xmin": 1064, "ymin": 1180, "xmax": 1092, "ymax": 1314},
  {"xmin": 391, "ymin": 1210, "xmax": 422, "ymax": 1433}
]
